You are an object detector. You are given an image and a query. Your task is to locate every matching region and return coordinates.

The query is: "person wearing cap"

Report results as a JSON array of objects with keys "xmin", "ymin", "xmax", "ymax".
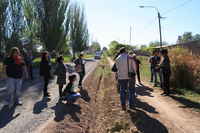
[
  {"xmin": 159, "ymin": 49, "xmax": 171, "ymax": 96},
  {"xmin": 74, "ymin": 53, "xmax": 86, "ymax": 88},
  {"xmin": 115, "ymin": 47, "xmax": 137, "ymax": 111}
]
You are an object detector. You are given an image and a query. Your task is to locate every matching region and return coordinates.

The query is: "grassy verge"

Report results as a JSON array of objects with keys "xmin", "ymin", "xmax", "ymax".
[
  {"xmin": 84, "ymin": 54, "xmax": 94, "ymax": 59},
  {"xmin": 139, "ymin": 56, "xmax": 200, "ymax": 111},
  {"xmin": 138, "ymin": 56, "xmax": 151, "ymax": 82}
]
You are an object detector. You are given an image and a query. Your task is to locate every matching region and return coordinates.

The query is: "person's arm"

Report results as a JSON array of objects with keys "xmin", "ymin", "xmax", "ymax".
[{"xmin": 149, "ymin": 57, "xmax": 152, "ymax": 63}]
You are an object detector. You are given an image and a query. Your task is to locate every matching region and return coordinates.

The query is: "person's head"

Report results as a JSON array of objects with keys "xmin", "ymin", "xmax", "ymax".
[
  {"xmin": 41, "ymin": 51, "xmax": 49, "ymax": 61},
  {"xmin": 79, "ymin": 52, "xmax": 84, "ymax": 58},
  {"xmin": 57, "ymin": 55, "xmax": 64, "ymax": 63},
  {"xmin": 10, "ymin": 47, "xmax": 20, "ymax": 57},
  {"xmin": 129, "ymin": 51, "xmax": 136, "ymax": 58},
  {"xmin": 161, "ymin": 49, "xmax": 168, "ymax": 56},
  {"xmin": 119, "ymin": 47, "xmax": 126, "ymax": 54},
  {"xmin": 68, "ymin": 74, "xmax": 77, "ymax": 83}
]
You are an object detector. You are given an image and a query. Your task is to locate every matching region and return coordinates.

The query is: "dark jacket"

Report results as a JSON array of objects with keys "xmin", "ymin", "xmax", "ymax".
[
  {"xmin": 160, "ymin": 55, "xmax": 171, "ymax": 74},
  {"xmin": 4, "ymin": 57, "xmax": 25, "ymax": 79},
  {"xmin": 150, "ymin": 56, "xmax": 160, "ymax": 68},
  {"xmin": 62, "ymin": 82, "xmax": 75, "ymax": 95},
  {"xmin": 40, "ymin": 60, "xmax": 51, "ymax": 78},
  {"xmin": 74, "ymin": 58, "xmax": 85, "ymax": 74},
  {"xmin": 55, "ymin": 63, "xmax": 67, "ymax": 84}
]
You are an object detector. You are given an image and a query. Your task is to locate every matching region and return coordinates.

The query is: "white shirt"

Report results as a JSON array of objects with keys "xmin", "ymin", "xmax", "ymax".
[{"xmin": 116, "ymin": 53, "xmax": 137, "ymax": 80}]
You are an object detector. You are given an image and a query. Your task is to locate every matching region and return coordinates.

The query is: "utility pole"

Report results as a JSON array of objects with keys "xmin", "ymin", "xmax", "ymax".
[
  {"xmin": 139, "ymin": 6, "xmax": 163, "ymax": 49},
  {"xmin": 158, "ymin": 12, "xmax": 163, "ymax": 49},
  {"xmin": 130, "ymin": 26, "xmax": 132, "ymax": 45}
]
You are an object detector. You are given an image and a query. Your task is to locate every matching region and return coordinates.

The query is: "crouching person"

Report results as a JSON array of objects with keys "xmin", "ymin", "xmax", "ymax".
[{"xmin": 61, "ymin": 74, "xmax": 81, "ymax": 103}]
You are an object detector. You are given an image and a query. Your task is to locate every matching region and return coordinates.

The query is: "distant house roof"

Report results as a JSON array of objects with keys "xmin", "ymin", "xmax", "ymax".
[{"xmin": 154, "ymin": 40, "xmax": 200, "ymax": 49}]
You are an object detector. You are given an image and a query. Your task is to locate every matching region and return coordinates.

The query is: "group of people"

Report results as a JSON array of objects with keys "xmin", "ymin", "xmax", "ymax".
[
  {"xmin": 2, "ymin": 47, "xmax": 86, "ymax": 109},
  {"xmin": 149, "ymin": 49, "xmax": 171, "ymax": 96},
  {"xmin": 112, "ymin": 47, "xmax": 171, "ymax": 111}
]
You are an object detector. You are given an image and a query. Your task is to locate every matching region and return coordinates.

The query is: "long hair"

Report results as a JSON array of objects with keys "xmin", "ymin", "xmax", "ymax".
[{"xmin": 9, "ymin": 47, "xmax": 20, "ymax": 58}]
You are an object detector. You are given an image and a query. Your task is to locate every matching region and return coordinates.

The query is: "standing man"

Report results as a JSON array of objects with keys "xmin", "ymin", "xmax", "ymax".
[
  {"xmin": 116, "ymin": 48, "xmax": 136, "ymax": 111},
  {"xmin": 159, "ymin": 49, "xmax": 171, "ymax": 96},
  {"xmin": 74, "ymin": 53, "xmax": 86, "ymax": 89},
  {"xmin": 149, "ymin": 50, "xmax": 161, "ymax": 86},
  {"xmin": 3, "ymin": 47, "xmax": 27, "ymax": 109}
]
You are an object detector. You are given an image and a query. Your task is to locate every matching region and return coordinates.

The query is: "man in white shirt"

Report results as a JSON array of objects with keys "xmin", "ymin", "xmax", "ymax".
[{"xmin": 115, "ymin": 48, "xmax": 137, "ymax": 111}]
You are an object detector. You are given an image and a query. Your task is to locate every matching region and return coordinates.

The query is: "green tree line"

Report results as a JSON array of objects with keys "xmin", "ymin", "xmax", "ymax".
[{"xmin": 0, "ymin": 0, "xmax": 89, "ymax": 57}]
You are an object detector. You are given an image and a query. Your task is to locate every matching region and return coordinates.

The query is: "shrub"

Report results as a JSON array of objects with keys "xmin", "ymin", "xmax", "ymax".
[{"xmin": 169, "ymin": 47, "xmax": 200, "ymax": 90}]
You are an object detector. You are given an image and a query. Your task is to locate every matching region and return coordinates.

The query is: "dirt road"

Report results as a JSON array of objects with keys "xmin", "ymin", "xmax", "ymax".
[
  {"xmin": 108, "ymin": 58, "xmax": 200, "ymax": 133},
  {"xmin": 134, "ymin": 83, "xmax": 200, "ymax": 133},
  {"xmin": 0, "ymin": 60, "xmax": 98, "ymax": 133}
]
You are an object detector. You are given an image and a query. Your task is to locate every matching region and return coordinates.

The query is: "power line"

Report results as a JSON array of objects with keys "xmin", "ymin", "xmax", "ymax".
[
  {"xmin": 140, "ymin": 0, "xmax": 194, "ymax": 35},
  {"xmin": 162, "ymin": 0, "xmax": 193, "ymax": 15}
]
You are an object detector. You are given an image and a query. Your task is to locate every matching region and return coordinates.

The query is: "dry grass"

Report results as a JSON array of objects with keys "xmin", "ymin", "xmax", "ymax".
[{"xmin": 169, "ymin": 47, "xmax": 200, "ymax": 89}]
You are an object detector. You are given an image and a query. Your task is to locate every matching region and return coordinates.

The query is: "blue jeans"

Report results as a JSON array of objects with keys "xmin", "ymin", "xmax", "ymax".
[
  {"xmin": 118, "ymin": 79, "xmax": 135, "ymax": 106},
  {"xmin": 6, "ymin": 78, "xmax": 23, "ymax": 106}
]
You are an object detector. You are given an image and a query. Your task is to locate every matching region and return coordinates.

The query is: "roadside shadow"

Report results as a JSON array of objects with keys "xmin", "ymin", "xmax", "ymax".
[
  {"xmin": 128, "ymin": 109, "xmax": 168, "ymax": 133},
  {"xmin": 170, "ymin": 95, "xmax": 200, "ymax": 110},
  {"xmin": 136, "ymin": 99, "xmax": 158, "ymax": 114},
  {"xmin": 51, "ymin": 102, "xmax": 81, "ymax": 122},
  {"xmin": 136, "ymin": 84, "xmax": 154, "ymax": 97},
  {"xmin": 33, "ymin": 98, "xmax": 49, "ymax": 114},
  {"xmin": 0, "ymin": 106, "xmax": 20, "ymax": 128},
  {"xmin": 80, "ymin": 88, "xmax": 91, "ymax": 102}
]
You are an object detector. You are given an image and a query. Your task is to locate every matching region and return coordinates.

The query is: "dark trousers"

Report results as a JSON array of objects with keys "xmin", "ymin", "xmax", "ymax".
[
  {"xmin": 43, "ymin": 76, "xmax": 50, "ymax": 96},
  {"xmin": 118, "ymin": 79, "xmax": 135, "ymax": 107},
  {"xmin": 28, "ymin": 65, "xmax": 33, "ymax": 80},
  {"xmin": 78, "ymin": 72, "xmax": 85, "ymax": 87},
  {"xmin": 162, "ymin": 71, "xmax": 170, "ymax": 94},
  {"xmin": 59, "ymin": 84, "xmax": 64, "ymax": 97},
  {"xmin": 136, "ymin": 69, "xmax": 141, "ymax": 83},
  {"xmin": 150, "ymin": 67, "xmax": 154, "ymax": 82}
]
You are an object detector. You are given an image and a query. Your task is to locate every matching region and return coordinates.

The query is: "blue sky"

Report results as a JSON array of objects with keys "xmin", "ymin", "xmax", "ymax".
[{"xmin": 79, "ymin": 0, "xmax": 199, "ymax": 48}]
